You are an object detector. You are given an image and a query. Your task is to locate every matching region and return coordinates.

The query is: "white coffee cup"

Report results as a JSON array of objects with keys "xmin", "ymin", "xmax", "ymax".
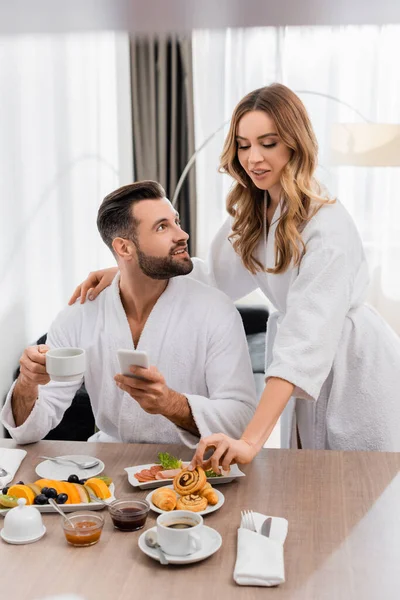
[
  {"xmin": 156, "ymin": 510, "xmax": 203, "ymax": 556},
  {"xmin": 45, "ymin": 347, "xmax": 86, "ymax": 382}
]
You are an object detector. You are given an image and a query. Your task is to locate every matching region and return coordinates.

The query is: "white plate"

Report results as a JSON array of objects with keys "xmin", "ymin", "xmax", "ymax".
[
  {"xmin": 35, "ymin": 455, "xmax": 105, "ymax": 480},
  {"xmin": 146, "ymin": 485, "xmax": 224, "ymax": 516},
  {"xmin": 0, "ymin": 484, "xmax": 115, "ymax": 516},
  {"xmin": 125, "ymin": 462, "xmax": 245, "ymax": 490},
  {"xmin": 138, "ymin": 525, "xmax": 222, "ymax": 564}
]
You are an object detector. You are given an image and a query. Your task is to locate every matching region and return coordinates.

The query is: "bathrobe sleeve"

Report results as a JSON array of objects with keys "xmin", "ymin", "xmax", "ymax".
[
  {"xmin": 179, "ymin": 298, "xmax": 258, "ymax": 448},
  {"xmin": 1, "ymin": 310, "xmax": 84, "ymax": 444},
  {"xmin": 266, "ymin": 227, "xmax": 355, "ymax": 402},
  {"xmin": 191, "ymin": 217, "xmax": 258, "ymax": 301}
]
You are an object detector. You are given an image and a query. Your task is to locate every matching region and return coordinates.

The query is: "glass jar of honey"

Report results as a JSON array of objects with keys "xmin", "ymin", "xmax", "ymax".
[{"xmin": 62, "ymin": 512, "xmax": 105, "ymax": 547}]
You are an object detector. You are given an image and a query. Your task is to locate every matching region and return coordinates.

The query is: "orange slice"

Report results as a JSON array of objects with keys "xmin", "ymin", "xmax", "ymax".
[
  {"xmin": 34, "ymin": 478, "xmax": 55, "ymax": 490},
  {"xmin": 62, "ymin": 482, "xmax": 82, "ymax": 504},
  {"xmin": 7, "ymin": 485, "xmax": 35, "ymax": 505},
  {"xmin": 84, "ymin": 478, "xmax": 111, "ymax": 499}
]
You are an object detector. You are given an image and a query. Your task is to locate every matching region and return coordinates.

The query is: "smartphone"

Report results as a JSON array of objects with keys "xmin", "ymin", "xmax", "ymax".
[{"xmin": 117, "ymin": 349, "xmax": 150, "ymax": 378}]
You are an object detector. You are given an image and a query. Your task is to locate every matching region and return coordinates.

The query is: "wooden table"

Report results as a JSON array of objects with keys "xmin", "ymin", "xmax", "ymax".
[{"xmin": 1, "ymin": 439, "xmax": 400, "ymax": 599}]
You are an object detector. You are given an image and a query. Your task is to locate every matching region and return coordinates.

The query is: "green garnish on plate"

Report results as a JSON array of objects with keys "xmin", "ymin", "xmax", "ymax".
[
  {"xmin": 157, "ymin": 452, "xmax": 183, "ymax": 470},
  {"xmin": 205, "ymin": 469, "xmax": 223, "ymax": 478}
]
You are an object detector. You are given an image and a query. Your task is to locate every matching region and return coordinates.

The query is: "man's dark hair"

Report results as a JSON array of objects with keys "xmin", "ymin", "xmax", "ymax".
[{"xmin": 97, "ymin": 180, "xmax": 166, "ymax": 251}]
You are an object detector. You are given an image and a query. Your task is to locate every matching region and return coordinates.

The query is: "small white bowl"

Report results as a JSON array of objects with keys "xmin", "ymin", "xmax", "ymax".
[{"xmin": 1, "ymin": 498, "xmax": 46, "ymax": 544}]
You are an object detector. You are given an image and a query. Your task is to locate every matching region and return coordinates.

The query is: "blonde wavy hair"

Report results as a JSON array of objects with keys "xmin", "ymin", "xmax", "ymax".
[{"xmin": 220, "ymin": 83, "xmax": 334, "ymax": 274}]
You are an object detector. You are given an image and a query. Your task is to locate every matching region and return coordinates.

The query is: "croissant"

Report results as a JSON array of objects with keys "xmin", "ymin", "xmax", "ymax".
[
  {"xmin": 176, "ymin": 494, "xmax": 208, "ymax": 512},
  {"xmin": 173, "ymin": 467, "xmax": 207, "ymax": 496},
  {"xmin": 152, "ymin": 487, "xmax": 177, "ymax": 511},
  {"xmin": 200, "ymin": 483, "xmax": 219, "ymax": 506}
]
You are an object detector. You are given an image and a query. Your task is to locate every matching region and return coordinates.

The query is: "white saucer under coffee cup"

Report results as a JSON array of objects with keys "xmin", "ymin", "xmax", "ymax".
[
  {"xmin": 156, "ymin": 510, "xmax": 203, "ymax": 556},
  {"xmin": 45, "ymin": 347, "xmax": 86, "ymax": 382}
]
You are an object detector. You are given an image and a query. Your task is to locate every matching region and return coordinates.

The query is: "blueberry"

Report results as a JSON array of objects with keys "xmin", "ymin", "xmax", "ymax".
[
  {"xmin": 2, "ymin": 486, "xmax": 9, "ymax": 494},
  {"xmin": 41, "ymin": 487, "xmax": 49, "ymax": 495},
  {"xmin": 16, "ymin": 481, "xmax": 24, "ymax": 485},
  {"xmin": 34, "ymin": 494, "xmax": 48, "ymax": 505},
  {"xmin": 79, "ymin": 479, "xmax": 87, "ymax": 485},
  {"xmin": 45, "ymin": 487, "xmax": 57, "ymax": 499},
  {"xmin": 56, "ymin": 493, "xmax": 68, "ymax": 504},
  {"xmin": 67, "ymin": 474, "xmax": 80, "ymax": 484}
]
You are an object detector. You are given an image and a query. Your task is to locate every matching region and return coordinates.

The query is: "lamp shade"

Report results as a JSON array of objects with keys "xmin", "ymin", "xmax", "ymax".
[{"xmin": 330, "ymin": 123, "xmax": 400, "ymax": 166}]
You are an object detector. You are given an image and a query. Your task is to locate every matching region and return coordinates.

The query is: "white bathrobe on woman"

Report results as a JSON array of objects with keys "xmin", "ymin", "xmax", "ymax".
[
  {"xmin": 1, "ymin": 274, "xmax": 257, "ymax": 447},
  {"xmin": 192, "ymin": 200, "xmax": 400, "ymax": 451}
]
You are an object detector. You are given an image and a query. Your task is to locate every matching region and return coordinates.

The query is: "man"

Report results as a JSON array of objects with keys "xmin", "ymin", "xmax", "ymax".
[{"xmin": 1, "ymin": 181, "xmax": 257, "ymax": 446}]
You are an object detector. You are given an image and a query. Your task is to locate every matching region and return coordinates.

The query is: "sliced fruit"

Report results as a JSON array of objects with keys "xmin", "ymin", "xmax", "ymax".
[
  {"xmin": 73, "ymin": 483, "xmax": 91, "ymax": 503},
  {"xmin": 0, "ymin": 494, "xmax": 19, "ymax": 508},
  {"xmin": 84, "ymin": 478, "xmax": 111, "ymax": 499},
  {"xmin": 7, "ymin": 484, "xmax": 35, "ymax": 505},
  {"xmin": 35, "ymin": 478, "xmax": 55, "ymax": 490},
  {"xmin": 26, "ymin": 483, "xmax": 42, "ymax": 496},
  {"xmin": 96, "ymin": 476, "xmax": 113, "ymax": 487},
  {"xmin": 34, "ymin": 479, "xmax": 71, "ymax": 503},
  {"xmin": 62, "ymin": 482, "xmax": 81, "ymax": 504}
]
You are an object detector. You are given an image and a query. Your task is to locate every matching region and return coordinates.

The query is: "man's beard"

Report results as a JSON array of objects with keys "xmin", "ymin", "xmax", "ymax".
[{"xmin": 135, "ymin": 244, "xmax": 193, "ymax": 280}]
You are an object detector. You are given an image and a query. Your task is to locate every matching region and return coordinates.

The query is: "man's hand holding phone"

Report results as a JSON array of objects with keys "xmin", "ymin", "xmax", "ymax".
[{"xmin": 116, "ymin": 349, "xmax": 176, "ymax": 417}]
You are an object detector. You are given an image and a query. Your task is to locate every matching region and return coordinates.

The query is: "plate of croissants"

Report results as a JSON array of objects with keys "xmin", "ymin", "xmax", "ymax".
[{"xmin": 146, "ymin": 467, "xmax": 224, "ymax": 516}]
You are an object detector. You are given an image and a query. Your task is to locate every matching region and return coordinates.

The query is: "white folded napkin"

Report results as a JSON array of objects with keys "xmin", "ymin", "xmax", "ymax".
[
  {"xmin": 234, "ymin": 511, "xmax": 289, "ymax": 587},
  {"xmin": 0, "ymin": 448, "xmax": 27, "ymax": 488}
]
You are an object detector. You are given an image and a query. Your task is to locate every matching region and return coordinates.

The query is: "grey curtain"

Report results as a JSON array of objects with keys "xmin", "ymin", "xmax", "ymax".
[{"xmin": 130, "ymin": 35, "xmax": 197, "ymax": 253}]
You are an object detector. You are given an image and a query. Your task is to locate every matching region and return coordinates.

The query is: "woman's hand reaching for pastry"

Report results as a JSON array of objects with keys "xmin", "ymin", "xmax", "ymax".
[
  {"xmin": 189, "ymin": 433, "xmax": 257, "ymax": 473},
  {"xmin": 68, "ymin": 267, "xmax": 118, "ymax": 305}
]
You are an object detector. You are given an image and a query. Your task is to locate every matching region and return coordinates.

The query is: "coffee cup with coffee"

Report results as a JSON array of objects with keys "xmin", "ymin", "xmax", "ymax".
[
  {"xmin": 45, "ymin": 348, "xmax": 86, "ymax": 382},
  {"xmin": 156, "ymin": 510, "xmax": 203, "ymax": 556}
]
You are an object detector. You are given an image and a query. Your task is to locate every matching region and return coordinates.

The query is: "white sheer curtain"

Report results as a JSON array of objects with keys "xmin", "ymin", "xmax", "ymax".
[
  {"xmin": 193, "ymin": 26, "xmax": 400, "ymax": 333},
  {"xmin": 0, "ymin": 32, "xmax": 132, "ymax": 410}
]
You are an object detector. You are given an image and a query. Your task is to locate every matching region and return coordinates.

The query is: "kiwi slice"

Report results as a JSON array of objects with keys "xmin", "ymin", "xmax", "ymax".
[{"xmin": 0, "ymin": 494, "xmax": 19, "ymax": 508}]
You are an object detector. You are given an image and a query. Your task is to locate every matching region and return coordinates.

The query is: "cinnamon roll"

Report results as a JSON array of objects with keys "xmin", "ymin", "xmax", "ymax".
[
  {"xmin": 173, "ymin": 466, "xmax": 207, "ymax": 496},
  {"xmin": 176, "ymin": 494, "xmax": 208, "ymax": 512}
]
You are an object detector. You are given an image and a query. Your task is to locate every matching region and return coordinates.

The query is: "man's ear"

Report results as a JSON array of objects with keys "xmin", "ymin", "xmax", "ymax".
[{"xmin": 112, "ymin": 237, "xmax": 135, "ymax": 260}]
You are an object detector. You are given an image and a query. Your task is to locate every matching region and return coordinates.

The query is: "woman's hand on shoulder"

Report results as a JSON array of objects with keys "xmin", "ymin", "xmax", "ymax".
[
  {"xmin": 188, "ymin": 433, "xmax": 256, "ymax": 473},
  {"xmin": 68, "ymin": 267, "xmax": 118, "ymax": 305}
]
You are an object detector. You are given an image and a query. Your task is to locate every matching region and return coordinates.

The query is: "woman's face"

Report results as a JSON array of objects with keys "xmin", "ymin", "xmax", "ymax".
[{"xmin": 236, "ymin": 110, "xmax": 292, "ymax": 199}]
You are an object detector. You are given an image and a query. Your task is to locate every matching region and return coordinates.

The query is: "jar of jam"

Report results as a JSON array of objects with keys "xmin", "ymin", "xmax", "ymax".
[
  {"xmin": 108, "ymin": 499, "xmax": 150, "ymax": 531},
  {"xmin": 62, "ymin": 512, "xmax": 105, "ymax": 547}
]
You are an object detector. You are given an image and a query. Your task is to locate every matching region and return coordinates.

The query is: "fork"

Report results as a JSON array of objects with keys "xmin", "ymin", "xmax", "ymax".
[{"xmin": 241, "ymin": 509, "xmax": 257, "ymax": 532}]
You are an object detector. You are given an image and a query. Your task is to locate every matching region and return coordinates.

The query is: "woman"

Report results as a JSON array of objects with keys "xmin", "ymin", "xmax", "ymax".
[{"xmin": 70, "ymin": 83, "xmax": 400, "ymax": 471}]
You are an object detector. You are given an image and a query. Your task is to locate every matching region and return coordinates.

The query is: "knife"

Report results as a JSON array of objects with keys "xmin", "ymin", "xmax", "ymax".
[{"xmin": 260, "ymin": 517, "xmax": 272, "ymax": 537}]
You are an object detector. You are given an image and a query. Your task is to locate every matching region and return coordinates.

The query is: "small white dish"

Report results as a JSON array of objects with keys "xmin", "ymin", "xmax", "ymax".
[
  {"xmin": 126, "ymin": 462, "xmax": 245, "ymax": 490},
  {"xmin": 1, "ymin": 525, "xmax": 46, "ymax": 545},
  {"xmin": 146, "ymin": 485, "xmax": 224, "ymax": 516},
  {"xmin": 35, "ymin": 455, "xmax": 105, "ymax": 479},
  {"xmin": 138, "ymin": 525, "xmax": 222, "ymax": 564}
]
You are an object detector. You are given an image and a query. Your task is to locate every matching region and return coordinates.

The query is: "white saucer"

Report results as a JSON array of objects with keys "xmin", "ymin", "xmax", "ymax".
[
  {"xmin": 138, "ymin": 525, "xmax": 222, "ymax": 564},
  {"xmin": 35, "ymin": 455, "xmax": 105, "ymax": 480},
  {"xmin": 146, "ymin": 485, "xmax": 224, "ymax": 516},
  {"xmin": 1, "ymin": 525, "xmax": 46, "ymax": 545}
]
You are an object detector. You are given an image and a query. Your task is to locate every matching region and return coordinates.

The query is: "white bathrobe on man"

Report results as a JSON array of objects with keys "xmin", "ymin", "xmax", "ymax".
[
  {"xmin": 1, "ymin": 274, "xmax": 257, "ymax": 447},
  {"xmin": 193, "ymin": 199, "xmax": 400, "ymax": 451}
]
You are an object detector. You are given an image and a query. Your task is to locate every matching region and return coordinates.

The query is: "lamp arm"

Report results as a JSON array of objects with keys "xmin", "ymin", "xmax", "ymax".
[
  {"xmin": 172, "ymin": 90, "xmax": 371, "ymax": 207},
  {"xmin": 294, "ymin": 90, "xmax": 371, "ymax": 124},
  {"xmin": 171, "ymin": 118, "xmax": 230, "ymax": 207}
]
